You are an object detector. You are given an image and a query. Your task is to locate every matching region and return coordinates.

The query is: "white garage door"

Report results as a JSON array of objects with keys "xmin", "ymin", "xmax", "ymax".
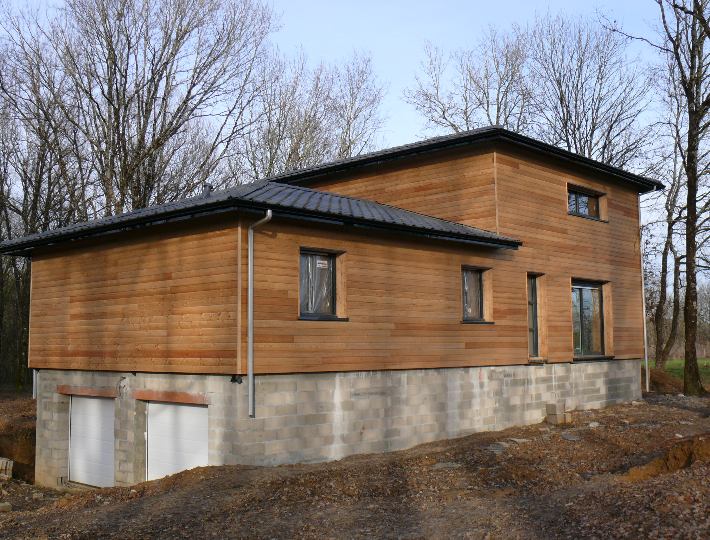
[
  {"xmin": 69, "ymin": 396, "xmax": 115, "ymax": 487},
  {"xmin": 147, "ymin": 402, "xmax": 208, "ymax": 481}
]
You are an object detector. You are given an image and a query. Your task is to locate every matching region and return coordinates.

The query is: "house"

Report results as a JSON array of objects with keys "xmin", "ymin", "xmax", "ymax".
[{"xmin": 0, "ymin": 126, "xmax": 663, "ymax": 489}]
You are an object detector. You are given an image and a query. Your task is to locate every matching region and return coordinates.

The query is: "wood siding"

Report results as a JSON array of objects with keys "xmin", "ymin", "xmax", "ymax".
[
  {"xmin": 29, "ymin": 214, "xmax": 242, "ymax": 373},
  {"xmin": 307, "ymin": 142, "xmax": 645, "ymax": 364},
  {"xmin": 28, "ymin": 142, "xmax": 645, "ymax": 373}
]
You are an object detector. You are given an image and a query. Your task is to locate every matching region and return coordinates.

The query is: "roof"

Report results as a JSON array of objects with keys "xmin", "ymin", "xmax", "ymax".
[
  {"xmin": 0, "ymin": 180, "xmax": 522, "ymax": 256},
  {"xmin": 270, "ymin": 125, "xmax": 665, "ymax": 193}
]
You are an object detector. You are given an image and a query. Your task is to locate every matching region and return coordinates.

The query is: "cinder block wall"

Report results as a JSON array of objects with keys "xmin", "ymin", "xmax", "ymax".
[{"xmin": 34, "ymin": 360, "xmax": 641, "ymax": 488}]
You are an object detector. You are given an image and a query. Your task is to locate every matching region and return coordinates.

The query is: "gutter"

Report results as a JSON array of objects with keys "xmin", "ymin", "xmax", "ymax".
[
  {"xmin": 0, "ymin": 201, "xmax": 520, "ymax": 256},
  {"xmin": 271, "ymin": 128, "xmax": 665, "ymax": 194},
  {"xmin": 248, "ymin": 209, "xmax": 272, "ymax": 418}
]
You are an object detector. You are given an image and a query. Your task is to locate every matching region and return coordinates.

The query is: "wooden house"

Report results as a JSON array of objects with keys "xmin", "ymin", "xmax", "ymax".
[{"xmin": 0, "ymin": 126, "xmax": 662, "ymax": 488}]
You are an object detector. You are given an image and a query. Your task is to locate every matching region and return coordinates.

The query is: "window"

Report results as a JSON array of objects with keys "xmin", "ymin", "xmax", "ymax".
[
  {"xmin": 572, "ymin": 281, "xmax": 604, "ymax": 356},
  {"xmin": 527, "ymin": 275, "xmax": 539, "ymax": 357},
  {"xmin": 568, "ymin": 189, "xmax": 600, "ymax": 218},
  {"xmin": 462, "ymin": 268, "xmax": 484, "ymax": 321},
  {"xmin": 300, "ymin": 251, "xmax": 336, "ymax": 318}
]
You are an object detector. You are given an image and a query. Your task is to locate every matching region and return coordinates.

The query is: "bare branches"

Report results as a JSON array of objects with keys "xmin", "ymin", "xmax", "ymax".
[
  {"xmin": 403, "ymin": 29, "xmax": 532, "ymax": 134},
  {"xmin": 238, "ymin": 49, "xmax": 387, "ymax": 181},
  {"xmin": 1, "ymin": 0, "xmax": 277, "ymax": 215},
  {"xmin": 404, "ymin": 13, "xmax": 654, "ymax": 169}
]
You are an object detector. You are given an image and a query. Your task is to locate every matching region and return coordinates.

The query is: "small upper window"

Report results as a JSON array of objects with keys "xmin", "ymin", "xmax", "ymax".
[
  {"xmin": 300, "ymin": 251, "xmax": 336, "ymax": 318},
  {"xmin": 568, "ymin": 189, "xmax": 599, "ymax": 218},
  {"xmin": 462, "ymin": 268, "xmax": 484, "ymax": 321}
]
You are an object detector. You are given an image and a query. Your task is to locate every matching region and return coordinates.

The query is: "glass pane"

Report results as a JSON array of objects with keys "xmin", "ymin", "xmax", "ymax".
[
  {"xmin": 463, "ymin": 270, "xmax": 483, "ymax": 319},
  {"xmin": 299, "ymin": 254, "xmax": 310, "ymax": 313},
  {"xmin": 300, "ymin": 253, "xmax": 334, "ymax": 315},
  {"xmin": 572, "ymin": 288, "xmax": 581, "ymax": 354},
  {"xmin": 587, "ymin": 196, "xmax": 599, "ymax": 218},
  {"xmin": 581, "ymin": 288, "xmax": 594, "ymax": 353},
  {"xmin": 577, "ymin": 194, "xmax": 589, "ymax": 215},
  {"xmin": 568, "ymin": 192, "xmax": 577, "ymax": 213},
  {"xmin": 311, "ymin": 255, "xmax": 334, "ymax": 315},
  {"xmin": 528, "ymin": 276, "xmax": 538, "ymax": 357},
  {"xmin": 590, "ymin": 287, "xmax": 603, "ymax": 353}
]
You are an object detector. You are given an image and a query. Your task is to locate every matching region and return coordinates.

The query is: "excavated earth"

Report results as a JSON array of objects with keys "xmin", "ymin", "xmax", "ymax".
[{"xmin": 2, "ymin": 382, "xmax": 710, "ymax": 539}]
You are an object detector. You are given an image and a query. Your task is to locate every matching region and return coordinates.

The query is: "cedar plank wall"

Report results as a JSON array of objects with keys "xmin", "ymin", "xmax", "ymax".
[
  {"xmin": 306, "ymin": 142, "xmax": 645, "ymax": 364},
  {"xmin": 29, "ymin": 214, "xmax": 243, "ymax": 374},
  {"xmin": 493, "ymin": 145, "xmax": 644, "ymax": 362},
  {"xmin": 28, "ymin": 141, "xmax": 644, "ymax": 374},
  {"xmin": 305, "ymin": 145, "xmax": 499, "ymax": 233},
  {"xmin": 251, "ymin": 220, "xmax": 517, "ymax": 373}
]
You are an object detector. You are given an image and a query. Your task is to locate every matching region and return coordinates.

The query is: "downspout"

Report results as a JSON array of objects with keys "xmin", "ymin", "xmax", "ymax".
[
  {"xmin": 248, "ymin": 209, "xmax": 272, "ymax": 418},
  {"xmin": 639, "ymin": 195, "xmax": 650, "ymax": 393}
]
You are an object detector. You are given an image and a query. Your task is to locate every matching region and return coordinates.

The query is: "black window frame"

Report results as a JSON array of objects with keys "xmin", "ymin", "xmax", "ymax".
[
  {"xmin": 299, "ymin": 250, "xmax": 338, "ymax": 320},
  {"xmin": 568, "ymin": 189, "xmax": 600, "ymax": 219},
  {"xmin": 462, "ymin": 267, "xmax": 485, "ymax": 322},
  {"xmin": 527, "ymin": 275, "xmax": 539, "ymax": 358},
  {"xmin": 571, "ymin": 280, "xmax": 605, "ymax": 357}
]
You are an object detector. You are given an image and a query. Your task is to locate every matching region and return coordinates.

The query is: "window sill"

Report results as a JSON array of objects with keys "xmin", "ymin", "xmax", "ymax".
[
  {"xmin": 461, "ymin": 320, "xmax": 495, "ymax": 325},
  {"xmin": 573, "ymin": 355, "xmax": 615, "ymax": 362},
  {"xmin": 528, "ymin": 357, "xmax": 548, "ymax": 364},
  {"xmin": 568, "ymin": 212, "xmax": 608, "ymax": 223},
  {"xmin": 298, "ymin": 315, "xmax": 349, "ymax": 322}
]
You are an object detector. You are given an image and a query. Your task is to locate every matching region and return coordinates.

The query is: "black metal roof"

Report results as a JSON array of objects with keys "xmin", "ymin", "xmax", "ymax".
[
  {"xmin": 270, "ymin": 125, "xmax": 665, "ymax": 193},
  {"xmin": 0, "ymin": 180, "xmax": 522, "ymax": 256}
]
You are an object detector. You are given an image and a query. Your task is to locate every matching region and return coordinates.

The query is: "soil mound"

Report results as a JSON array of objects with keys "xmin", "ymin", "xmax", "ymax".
[
  {"xmin": 641, "ymin": 367, "xmax": 684, "ymax": 394},
  {"xmin": 0, "ymin": 393, "xmax": 36, "ymax": 483},
  {"xmin": 624, "ymin": 438, "xmax": 710, "ymax": 481}
]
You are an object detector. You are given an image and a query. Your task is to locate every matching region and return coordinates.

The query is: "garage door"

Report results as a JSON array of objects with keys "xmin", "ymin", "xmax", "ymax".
[
  {"xmin": 147, "ymin": 402, "xmax": 208, "ymax": 481},
  {"xmin": 69, "ymin": 396, "xmax": 115, "ymax": 487}
]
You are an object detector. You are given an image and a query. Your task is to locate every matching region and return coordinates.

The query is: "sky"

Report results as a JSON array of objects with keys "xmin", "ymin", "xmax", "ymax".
[{"xmin": 268, "ymin": 0, "xmax": 662, "ymax": 149}]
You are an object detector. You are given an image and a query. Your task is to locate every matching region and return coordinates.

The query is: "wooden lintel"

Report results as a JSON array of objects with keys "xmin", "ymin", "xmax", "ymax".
[
  {"xmin": 131, "ymin": 389, "xmax": 211, "ymax": 405},
  {"xmin": 56, "ymin": 385, "xmax": 118, "ymax": 398}
]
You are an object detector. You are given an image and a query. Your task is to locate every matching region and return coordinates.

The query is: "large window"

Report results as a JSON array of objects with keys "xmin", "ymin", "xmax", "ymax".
[
  {"xmin": 568, "ymin": 189, "xmax": 600, "ymax": 219},
  {"xmin": 572, "ymin": 281, "xmax": 604, "ymax": 356},
  {"xmin": 528, "ymin": 275, "xmax": 539, "ymax": 357},
  {"xmin": 462, "ymin": 268, "xmax": 484, "ymax": 321},
  {"xmin": 300, "ymin": 251, "xmax": 336, "ymax": 318}
]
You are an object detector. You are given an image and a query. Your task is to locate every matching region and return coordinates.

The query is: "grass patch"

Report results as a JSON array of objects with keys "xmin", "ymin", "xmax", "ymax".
[{"xmin": 650, "ymin": 358, "xmax": 710, "ymax": 386}]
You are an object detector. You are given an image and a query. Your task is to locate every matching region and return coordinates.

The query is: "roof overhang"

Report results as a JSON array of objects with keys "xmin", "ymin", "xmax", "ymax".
[{"xmin": 270, "ymin": 126, "xmax": 664, "ymax": 194}]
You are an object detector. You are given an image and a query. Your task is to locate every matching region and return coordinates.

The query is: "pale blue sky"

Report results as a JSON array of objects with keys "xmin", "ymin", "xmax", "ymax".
[{"xmin": 268, "ymin": 0, "xmax": 661, "ymax": 148}]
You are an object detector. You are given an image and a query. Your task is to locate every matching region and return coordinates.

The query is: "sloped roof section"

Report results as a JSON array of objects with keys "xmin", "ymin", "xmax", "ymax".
[
  {"xmin": 0, "ymin": 180, "xmax": 521, "ymax": 256},
  {"xmin": 270, "ymin": 125, "xmax": 665, "ymax": 193}
]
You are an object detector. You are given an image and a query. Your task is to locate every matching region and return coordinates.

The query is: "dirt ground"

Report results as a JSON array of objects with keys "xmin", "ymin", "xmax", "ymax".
[
  {"xmin": 2, "ymin": 379, "xmax": 710, "ymax": 539},
  {"xmin": 0, "ymin": 393, "xmax": 36, "ymax": 484}
]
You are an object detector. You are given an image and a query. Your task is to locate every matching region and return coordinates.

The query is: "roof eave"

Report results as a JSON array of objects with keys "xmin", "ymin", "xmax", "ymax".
[
  {"xmin": 271, "ymin": 127, "xmax": 664, "ymax": 194},
  {"xmin": 0, "ymin": 199, "xmax": 520, "ymax": 256}
]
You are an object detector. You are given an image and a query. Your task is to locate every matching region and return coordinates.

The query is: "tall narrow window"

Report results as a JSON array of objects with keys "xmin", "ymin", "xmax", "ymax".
[
  {"xmin": 527, "ymin": 275, "xmax": 539, "ymax": 357},
  {"xmin": 572, "ymin": 281, "xmax": 604, "ymax": 356},
  {"xmin": 462, "ymin": 268, "xmax": 484, "ymax": 321},
  {"xmin": 300, "ymin": 251, "xmax": 336, "ymax": 317},
  {"xmin": 568, "ymin": 189, "xmax": 600, "ymax": 218}
]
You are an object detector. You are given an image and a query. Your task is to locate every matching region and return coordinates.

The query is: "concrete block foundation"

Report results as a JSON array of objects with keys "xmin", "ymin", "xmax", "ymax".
[{"xmin": 34, "ymin": 359, "xmax": 641, "ymax": 488}]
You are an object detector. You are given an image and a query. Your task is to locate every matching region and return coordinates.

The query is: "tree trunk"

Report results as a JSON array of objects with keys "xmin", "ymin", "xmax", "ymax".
[{"xmin": 683, "ymin": 110, "xmax": 707, "ymax": 395}]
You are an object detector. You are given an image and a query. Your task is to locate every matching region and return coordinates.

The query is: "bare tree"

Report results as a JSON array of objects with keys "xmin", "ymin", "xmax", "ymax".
[
  {"xmin": 239, "ymin": 50, "xmax": 387, "ymax": 181},
  {"xmin": 2, "ymin": 0, "xmax": 276, "ymax": 216},
  {"xmin": 405, "ymin": 13, "xmax": 653, "ymax": 169},
  {"xmin": 529, "ymin": 13, "xmax": 654, "ymax": 169},
  {"xmin": 403, "ymin": 28, "xmax": 532, "ymax": 134},
  {"xmin": 654, "ymin": 0, "xmax": 710, "ymax": 395}
]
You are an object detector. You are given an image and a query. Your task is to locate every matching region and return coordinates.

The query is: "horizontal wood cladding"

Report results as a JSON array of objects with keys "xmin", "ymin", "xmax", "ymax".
[
  {"xmin": 308, "ymin": 142, "xmax": 646, "ymax": 365},
  {"xmin": 29, "ymin": 214, "xmax": 242, "ymax": 373},
  {"xmin": 29, "ymin": 142, "xmax": 646, "ymax": 374},
  {"xmin": 307, "ymin": 145, "xmax": 499, "ymax": 233}
]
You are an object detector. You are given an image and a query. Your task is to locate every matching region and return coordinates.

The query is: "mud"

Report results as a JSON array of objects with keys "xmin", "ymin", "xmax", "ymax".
[{"xmin": 624, "ymin": 437, "xmax": 710, "ymax": 481}]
